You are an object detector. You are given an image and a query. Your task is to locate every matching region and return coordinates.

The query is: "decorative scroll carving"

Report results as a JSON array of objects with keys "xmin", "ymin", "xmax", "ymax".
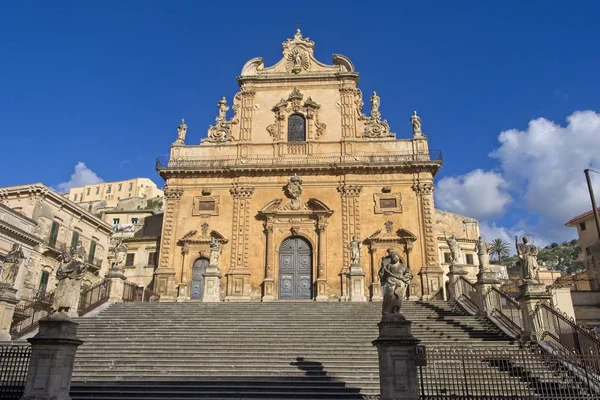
[
  {"xmin": 232, "ymin": 87, "xmax": 255, "ymax": 142},
  {"xmin": 266, "ymin": 88, "xmax": 327, "ymax": 141},
  {"xmin": 203, "ymin": 97, "xmax": 238, "ymax": 143},
  {"xmin": 364, "ymin": 91, "xmax": 394, "ymax": 138}
]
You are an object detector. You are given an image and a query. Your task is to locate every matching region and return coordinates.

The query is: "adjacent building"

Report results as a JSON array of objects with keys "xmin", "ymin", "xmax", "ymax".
[
  {"xmin": 0, "ymin": 183, "xmax": 113, "ymax": 301},
  {"xmin": 64, "ymin": 178, "xmax": 164, "ymax": 209},
  {"xmin": 153, "ymin": 30, "xmax": 470, "ymax": 302},
  {"xmin": 565, "ymin": 208, "xmax": 600, "ymax": 270}
]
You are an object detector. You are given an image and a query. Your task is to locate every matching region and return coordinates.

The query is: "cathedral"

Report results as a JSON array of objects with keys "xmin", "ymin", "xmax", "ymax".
[{"xmin": 155, "ymin": 30, "xmax": 445, "ymax": 302}]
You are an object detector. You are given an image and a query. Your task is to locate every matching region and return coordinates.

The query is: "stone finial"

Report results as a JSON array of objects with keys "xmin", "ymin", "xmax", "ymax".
[
  {"xmin": 364, "ymin": 91, "xmax": 393, "ymax": 138},
  {"xmin": 204, "ymin": 96, "xmax": 236, "ymax": 143},
  {"xmin": 411, "ymin": 111, "xmax": 423, "ymax": 137}
]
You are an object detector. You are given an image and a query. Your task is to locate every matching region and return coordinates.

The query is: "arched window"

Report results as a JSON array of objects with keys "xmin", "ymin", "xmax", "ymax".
[{"xmin": 288, "ymin": 114, "xmax": 306, "ymax": 142}]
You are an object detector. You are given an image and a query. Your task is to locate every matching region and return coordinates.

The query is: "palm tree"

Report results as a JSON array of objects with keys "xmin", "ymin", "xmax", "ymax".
[{"xmin": 489, "ymin": 238, "xmax": 511, "ymax": 264}]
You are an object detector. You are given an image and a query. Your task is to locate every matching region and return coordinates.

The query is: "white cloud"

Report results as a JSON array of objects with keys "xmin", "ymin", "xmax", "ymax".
[
  {"xmin": 436, "ymin": 110, "xmax": 600, "ymax": 244},
  {"xmin": 56, "ymin": 162, "xmax": 103, "ymax": 193},
  {"xmin": 435, "ymin": 169, "xmax": 512, "ymax": 220}
]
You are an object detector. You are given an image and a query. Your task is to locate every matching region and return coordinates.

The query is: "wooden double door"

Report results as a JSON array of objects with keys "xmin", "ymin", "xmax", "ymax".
[{"xmin": 278, "ymin": 236, "xmax": 312, "ymax": 299}]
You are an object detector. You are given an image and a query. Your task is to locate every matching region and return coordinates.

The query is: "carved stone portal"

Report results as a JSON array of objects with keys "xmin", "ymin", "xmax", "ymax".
[{"xmin": 267, "ymin": 88, "xmax": 326, "ymax": 142}]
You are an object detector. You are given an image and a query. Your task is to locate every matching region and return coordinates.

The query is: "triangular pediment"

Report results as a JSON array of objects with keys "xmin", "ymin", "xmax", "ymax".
[{"xmin": 368, "ymin": 222, "xmax": 416, "ymax": 243}]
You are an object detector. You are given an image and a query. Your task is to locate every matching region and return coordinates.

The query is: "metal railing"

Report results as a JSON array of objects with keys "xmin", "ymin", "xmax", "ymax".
[
  {"xmin": 534, "ymin": 301, "xmax": 600, "ymax": 372},
  {"xmin": 452, "ymin": 276, "xmax": 483, "ymax": 315},
  {"xmin": 78, "ymin": 279, "xmax": 111, "ymax": 315},
  {"xmin": 0, "ymin": 344, "xmax": 31, "ymax": 400},
  {"xmin": 485, "ymin": 287, "xmax": 523, "ymax": 340},
  {"xmin": 156, "ymin": 150, "xmax": 443, "ymax": 170},
  {"xmin": 122, "ymin": 280, "xmax": 138, "ymax": 302},
  {"xmin": 9, "ymin": 292, "xmax": 54, "ymax": 339},
  {"xmin": 418, "ymin": 344, "xmax": 600, "ymax": 399}
]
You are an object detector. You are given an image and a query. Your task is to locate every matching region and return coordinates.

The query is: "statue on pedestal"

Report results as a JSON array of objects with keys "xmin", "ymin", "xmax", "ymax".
[
  {"xmin": 53, "ymin": 246, "xmax": 88, "ymax": 315},
  {"xmin": 444, "ymin": 233, "xmax": 462, "ymax": 264},
  {"xmin": 411, "ymin": 111, "xmax": 423, "ymax": 137},
  {"xmin": 175, "ymin": 118, "xmax": 187, "ymax": 144},
  {"xmin": 209, "ymin": 237, "xmax": 222, "ymax": 267},
  {"xmin": 515, "ymin": 236, "xmax": 539, "ymax": 281},
  {"xmin": 475, "ymin": 235, "xmax": 490, "ymax": 273},
  {"xmin": 379, "ymin": 249, "xmax": 413, "ymax": 315},
  {"xmin": 348, "ymin": 236, "xmax": 362, "ymax": 265},
  {"xmin": 0, "ymin": 243, "xmax": 25, "ymax": 286},
  {"xmin": 113, "ymin": 240, "xmax": 128, "ymax": 270}
]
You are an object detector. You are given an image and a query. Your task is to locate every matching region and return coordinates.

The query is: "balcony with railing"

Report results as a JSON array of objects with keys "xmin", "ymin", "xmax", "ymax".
[{"xmin": 156, "ymin": 149, "xmax": 442, "ymax": 172}]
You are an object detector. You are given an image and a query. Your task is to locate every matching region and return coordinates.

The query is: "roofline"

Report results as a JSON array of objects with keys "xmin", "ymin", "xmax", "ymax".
[
  {"xmin": 565, "ymin": 208, "xmax": 600, "ymax": 227},
  {"xmin": 0, "ymin": 183, "xmax": 113, "ymax": 233}
]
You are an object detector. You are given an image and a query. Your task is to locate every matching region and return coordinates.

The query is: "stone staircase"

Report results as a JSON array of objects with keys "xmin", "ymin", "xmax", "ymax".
[{"xmin": 67, "ymin": 300, "xmax": 519, "ymax": 399}]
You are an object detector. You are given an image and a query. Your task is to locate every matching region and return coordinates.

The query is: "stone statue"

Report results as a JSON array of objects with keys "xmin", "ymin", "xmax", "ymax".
[
  {"xmin": 0, "ymin": 243, "xmax": 25, "ymax": 286},
  {"xmin": 444, "ymin": 233, "xmax": 462, "ymax": 264},
  {"xmin": 217, "ymin": 97, "xmax": 229, "ymax": 119},
  {"xmin": 176, "ymin": 118, "xmax": 187, "ymax": 143},
  {"xmin": 209, "ymin": 237, "xmax": 222, "ymax": 267},
  {"xmin": 515, "ymin": 236, "xmax": 539, "ymax": 281},
  {"xmin": 411, "ymin": 111, "xmax": 422, "ymax": 136},
  {"xmin": 53, "ymin": 247, "xmax": 88, "ymax": 316},
  {"xmin": 371, "ymin": 92, "xmax": 380, "ymax": 114},
  {"xmin": 72, "ymin": 240, "xmax": 86, "ymax": 264},
  {"xmin": 475, "ymin": 236, "xmax": 490, "ymax": 273},
  {"xmin": 348, "ymin": 236, "xmax": 362, "ymax": 265},
  {"xmin": 378, "ymin": 249, "xmax": 413, "ymax": 315},
  {"xmin": 113, "ymin": 240, "xmax": 128, "ymax": 269}
]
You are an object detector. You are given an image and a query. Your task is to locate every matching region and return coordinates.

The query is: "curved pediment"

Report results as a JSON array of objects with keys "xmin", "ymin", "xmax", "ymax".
[{"xmin": 239, "ymin": 30, "xmax": 356, "ymax": 77}]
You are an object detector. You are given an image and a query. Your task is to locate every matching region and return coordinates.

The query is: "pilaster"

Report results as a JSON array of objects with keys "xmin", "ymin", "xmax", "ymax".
[
  {"xmin": 176, "ymin": 246, "xmax": 190, "ymax": 302},
  {"xmin": 337, "ymin": 184, "xmax": 362, "ymax": 301},
  {"xmin": 369, "ymin": 247, "xmax": 382, "ymax": 302},
  {"xmin": 234, "ymin": 87, "xmax": 256, "ymax": 142},
  {"xmin": 156, "ymin": 186, "xmax": 183, "ymax": 301},
  {"xmin": 316, "ymin": 218, "xmax": 329, "ymax": 301},
  {"xmin": 226, "ymin": 185, "xmax": 254, "ymax": 301},
  {"xmin": 262, "ymin": 222, "xmax": 275, "ymax": 302}
]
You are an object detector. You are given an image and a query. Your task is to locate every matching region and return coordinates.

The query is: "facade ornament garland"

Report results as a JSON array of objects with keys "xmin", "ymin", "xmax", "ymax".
[
  {"xmin": 364, "ymin": 91, "xmax": 394, "ymax": 138},
  {"xmin": 203, "ymin": 97, "xmax": 238, "ymax": 143},
  {"xmin": 266, "ymin": 88, "xmax": 327, "ymax": 141}
]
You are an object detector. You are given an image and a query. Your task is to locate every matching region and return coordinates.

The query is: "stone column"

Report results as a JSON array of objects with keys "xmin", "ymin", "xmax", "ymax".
[
  {"xmin": 225, "ymin": 186, "xmax": 254, "ymax": 301},
  {"xmin": 0, "ymin": 285, "xmax": 19, "ymax": 341},
  {"xmin": 156, "ymin": 187, "xmax": 183, "ymax": 301},
  {"xmin": 316, "ymin": 220, "xmax": 329, "ymax": 302},
  {"xmin": 176, "ymin": 246, "xmax": 189, "ymax": 302},
  {"xmin": 262, "ymin": 223, "xmax": 275, "ymax": 302},
  {"xmin": 517, "ymin": 281, "xmax": 552, "ymax": 340},
  {"xmin": 370, "ymin": 247, "xmax": 382, "ymax": 302},
  {"xmin": 372, "ymin": 314, "xmax": 420, "ymax": 400},
  {"xmin": 20, "ymin": 311, "xmax": 83, "ymax": 400}
]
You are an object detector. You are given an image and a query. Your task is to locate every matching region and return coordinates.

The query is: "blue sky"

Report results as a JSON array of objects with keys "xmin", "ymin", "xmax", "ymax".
[{"xmin": 1, "ymin": 1, "xmax": 599, "ymax": 245}]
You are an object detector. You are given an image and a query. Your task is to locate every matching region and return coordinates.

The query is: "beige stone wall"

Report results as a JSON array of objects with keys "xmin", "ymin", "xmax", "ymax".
[
  {"xmin": 568, "ymin": 214, "xmax": 599, "ymax": 267},
  {"xmin": 0, "ymin": 184, "xmax": 113, "ymax": 301},
  {"xmin": 65, "ymin": 178, "xmax": 163, "ymax": 208},
  {"xmin": 121, "ymin": 238, "xmax": 159, "ymax": 288}
]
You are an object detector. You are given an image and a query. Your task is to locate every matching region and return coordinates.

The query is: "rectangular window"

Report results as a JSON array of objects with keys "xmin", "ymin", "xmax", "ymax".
[
  {"xmin": 126, "ymin": 253, "xmax": 135, "ymax": 266},
  {"xmin": 38, "ymin": 271, "xmax": 50, "ymax": 298},
  {"xmin": 86, "ymin": 188, "xmax": 91, "ymax": 196},
  {"xmin": 580, "ymin": 222, "xmax": 587, "ymax": 231},
  {"xmin": 70, "ymin": 231, "xmax": 80, "ymax": 251},
  {"xmin": 88, "ymin": 240, "xmax": 96, "ymax": 264},
  {"xmin": 118, "ymin": 183, "xmax": 122, "ymax": 191},
  {"xmin": 49, "ymin": 221, "xmax": 59, "ymax": 247},
  {"xmin": 147, "ymin": 252, "xmax": 157, "ymax": 266},
  {"xmin": 73, "ymin": 194, "xmax": 78, "ymax": 201},
  {"xmin": 443, "ymin": 253, "xmax": 452, "ymax": 264},
  {"xmin": 129, "ymin": 183, "xmax": 133, "ymax": 191},
  {"xmin": 113, "ymin": 218, "xmax": 120, "ymax": 225},
  {"xmin": 131, "ymin": 218, "xmax": 138, "ymax": 224},
  {"xmin": 107, "ymin": 186, "xmax": 112, "ymax": 193},
  {"xmin": 96, "ymin": 187, "xmax": 100, "ymax": 195},
  {"xmin": 88, "ymin": 204, "xmax": 93, "ymax": 212},
  {"xmin": 466, "ymin": 254, "xmax": 474, "ymax": 265},
  {"xmin": 586, "ymin": 247, "xmax": 592, "ymax": 256},
  {"xmin": 379, "ymin": 198, "xmax": 397, "ymax": 208},
  {"xmin": 198, "ymin": 201, "xmax": 216, "ymax": 211}
]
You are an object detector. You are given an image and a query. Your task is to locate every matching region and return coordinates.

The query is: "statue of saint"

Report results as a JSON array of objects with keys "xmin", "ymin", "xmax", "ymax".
[
  {"xmin": 176, "ymin": 118, "xmax": 187, "ymax": 142},
  {"xmin": 348, "ymin": 236, "xmax": 362, "ymax": 265},
  {"xmin": 411, "ymin": 111, "xmax": 422, "ymax": 136},
  {"xmin": 0, "ymin": 243, "xmax": 25, "ymax": 286},
  {"xmin": 56, "ymin": 248, "xmax": 88, "ymax": 282},
  {"xmin": 53, "ymin": 247, "xmax": 88, "ymax": 315},
  {"xmin": 371, "ymin": 92, "xmax": 380, "ymax": 114},
  {"xmin": 113, "ymin": 240, "xmax": 128, "ymax": 269},
  {"xmin": 217, "ymin": 97, "xmax": 229, "ymax": 119},
  {"xmin": 475, "ymin": 236, "xmax": 490, "ymax": 273},
  {"xmin": 444, "ymin": 233, "xmax": 462, "ymax": 264},
  {"xmin": 72, "ymin": 240, "xmax": 86, "ymax": 264},
  {"xmin": 378, "ymin": 249, "xmax": 413, "ymax": 315},
  {"xmin": 515, "ymin": 236, "xmax": 539, "ymax": 281},
  {"xmin": 209, "ymin": 237, "xmax": 222, "ymax": 267}
]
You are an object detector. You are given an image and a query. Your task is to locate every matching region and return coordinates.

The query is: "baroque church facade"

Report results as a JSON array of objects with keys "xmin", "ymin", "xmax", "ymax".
[{"xmin": 155, "ymin": 30, "xmax": 444, "ymax": 302}]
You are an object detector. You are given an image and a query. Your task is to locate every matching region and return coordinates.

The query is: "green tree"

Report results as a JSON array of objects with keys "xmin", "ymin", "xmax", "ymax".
[{"xmin": 489, "ymin": 238, "xmax": 511, "ymax": 264}]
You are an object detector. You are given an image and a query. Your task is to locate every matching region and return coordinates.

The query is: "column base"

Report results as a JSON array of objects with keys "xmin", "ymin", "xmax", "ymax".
[
  {"xmin": 517, "ymin": 281, "xmax": 552, "ymax": 339},
  {"xmin": 316, "ymin": 278, "xmax": 328, "ymax": 301},
  {"xmin": 348, "ymin": 264, "xmax": 367, "ymax": 302},
  {"xmin": 203, "ymin": 266, "xmax": 221, "ymax": 302},
  {"xmin": 107, "ymin": 277, "xmax": 126, "ymax": 303},
  {"xmin": 262, "ymin": 278, "xmax": 275, "ymax": 302},
  {"xmin": 176, "ymin": 283, "xmax": 189, "ymax": 302}
]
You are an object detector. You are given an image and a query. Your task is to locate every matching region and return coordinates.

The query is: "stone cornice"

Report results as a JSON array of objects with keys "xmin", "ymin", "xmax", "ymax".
[
  {"xmin": 237, "ymin": 72, "xmax": 359, "ymax": 86},
  {"xmin": 0, "ymin": 219, "xmax": 44, "ymax": 246},
  {"xmin": 122, "ymin": 236, "xmax": 160, "ymax": 243},
  {"xmin": 0, "ymin": 183, "xmax": 113, "ymax": 234}
]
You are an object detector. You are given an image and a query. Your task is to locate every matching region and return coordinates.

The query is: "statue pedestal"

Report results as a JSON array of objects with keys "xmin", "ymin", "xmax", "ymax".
[
  {"xmin": 225, "ymin": 269, "xmax": 251, "ymax": 302},
  {"xmin": 418, "ymin": 264, "xmax": 444, "ymax": 300},
  {"xmin": 517, "ymin": 281, "xmax": 551, "ymax": 340},
  {"xmin": 53, "ymin": 278, "xmax": 84, "ymax": 319},
  {"xmin": 446, "ymin": 264, "xmax": 468, "ymax": 301},
  {"xmin": 176, "ymin": 282, "xmax": 189, "ymax": 302},
  {"xmin": 262, "ymin": 278, "xmax": 275, "ymax": 302},
  {"xmin": 20, "ymin": 312, "xmax": 83, "ymax": 400},
  {"xmin": 371, "ymin": 281, "xmax": 383, "ymax": 302},
  {"xmin": 348, "ymin": 263, "xmax": 367, "ymax": 302},
  {"xmin": 474, "ymin": 271, "xmax": 500, "ymax": 315},
  {"xmin": 372, "ymin": 314, "xmax": 420, "ymax": 400},
  {"xmin": 0, "ymin": 285, "xmax": 18, "ymax": 341},
  {"xmin": 315, "ymin": 278, "xmax": 328, "ymax": 302},
  {"xmin": 202, "ymin": 265, "xmax": 221, "ymax": 302},
  {"xmin": 106, "ymin": 273, "xmax": 127, "ymax": 304},
  {"xmin": 155, "ymin": 268, "xmax": 177, "ymax": 302}
]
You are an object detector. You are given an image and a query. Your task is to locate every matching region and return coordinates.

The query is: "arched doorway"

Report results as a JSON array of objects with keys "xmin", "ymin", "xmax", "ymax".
[
  {"xmin": 279, "ymin": 236, "xmax": 312, "ymax": 299},
  {"xmin": 191, "ymin": 257, "xmax": 209, "ymax": 300}
]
